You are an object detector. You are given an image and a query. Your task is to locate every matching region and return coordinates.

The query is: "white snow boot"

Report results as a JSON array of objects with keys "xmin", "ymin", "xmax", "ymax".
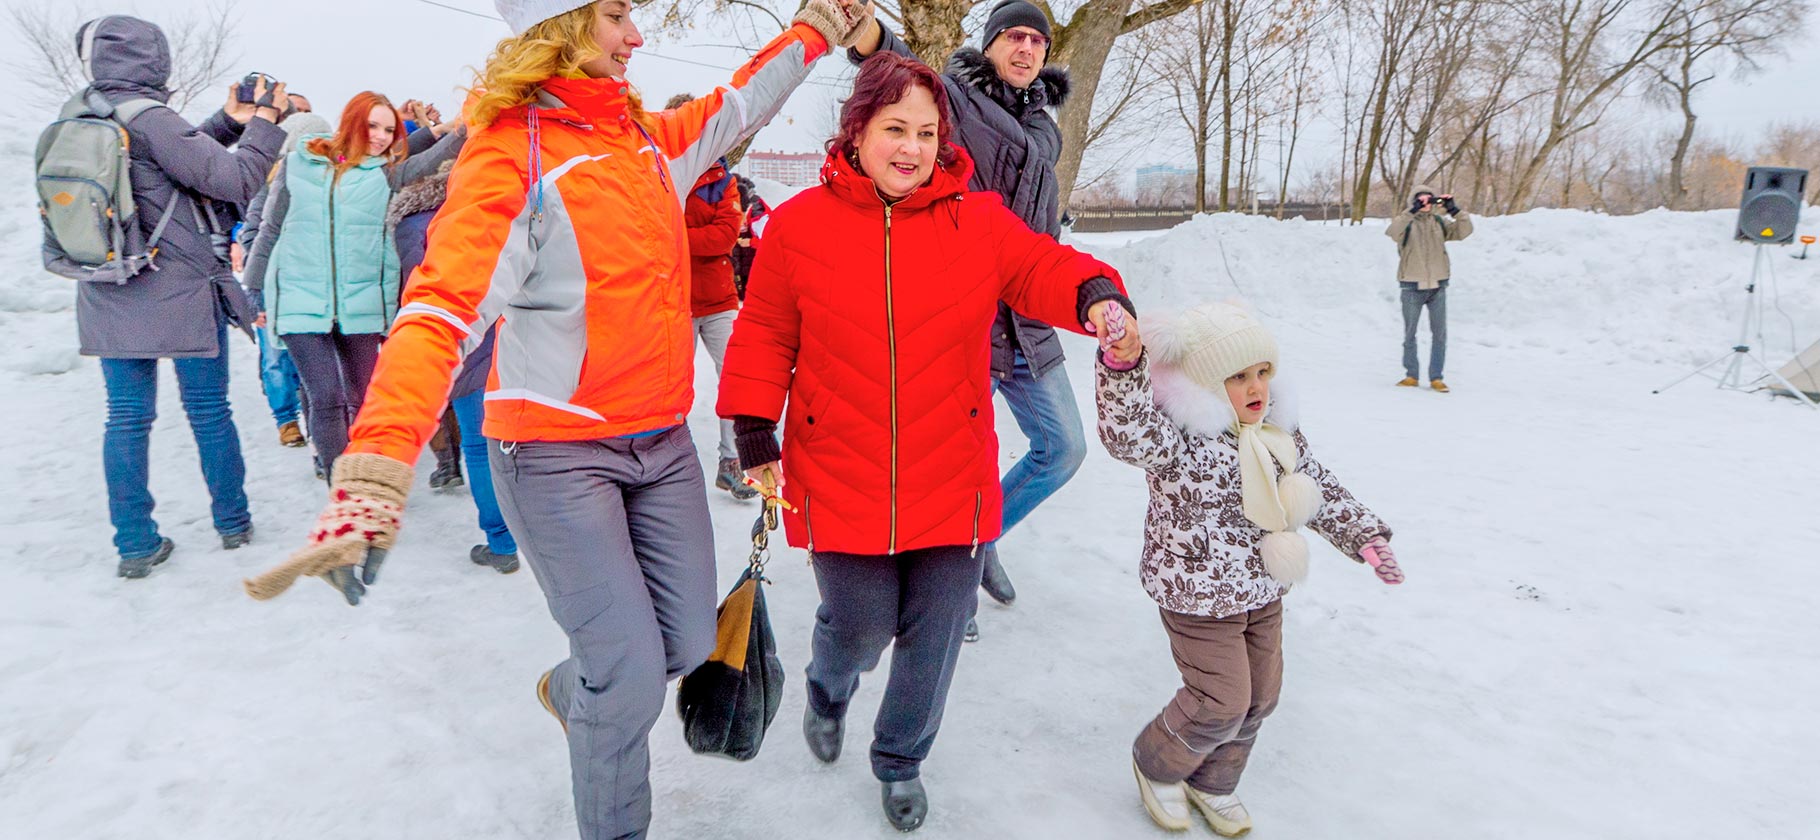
[
  {"xmin": 1185, "ymin": 787, "xmax": 1253, "ymax": 837},
  {"xmin": 1133, "ymin": 759, "xmax": 1193, "ymax": 831}
]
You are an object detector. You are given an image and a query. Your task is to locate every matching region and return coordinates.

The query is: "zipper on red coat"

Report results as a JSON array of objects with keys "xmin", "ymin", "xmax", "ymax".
[
  {"xmin": 805, "ymin": 493, "xmax": 814, "ymax": 555},
  {"xmin": 970, "ymin": 491, "xmax": 982, "ymax": 558},
  {"xmin": 884, "ymin": 203, "xmax": 899, "ymax": 556}
]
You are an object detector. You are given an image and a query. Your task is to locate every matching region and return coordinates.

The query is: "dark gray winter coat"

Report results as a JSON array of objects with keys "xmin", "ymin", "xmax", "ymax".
[
  {"xmin": 852, "ymin": 32, "xmax": 1073, "ymax": 380},
  {"xmin": 69, "ymin": 16, "xmax": 285, "ymax": 359}
]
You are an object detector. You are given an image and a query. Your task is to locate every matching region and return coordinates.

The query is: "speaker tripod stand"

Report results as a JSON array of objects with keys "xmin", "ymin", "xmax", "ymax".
[{"xmin": 1654, "ymin": 244, "xmax": 1817, "ymax": 408}]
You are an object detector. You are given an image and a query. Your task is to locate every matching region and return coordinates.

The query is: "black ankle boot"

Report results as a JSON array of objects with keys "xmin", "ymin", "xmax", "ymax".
[
  {"xmin": 803, "ymin": 704, "xmax": 843, "ymax": 763},
  {"xmin": 979, "ymin": 546, "xmax": 1015, "ymax": 605},
  {"xmin": 881, "ymin": 778, "xmax": 928, "ymax": 832}
]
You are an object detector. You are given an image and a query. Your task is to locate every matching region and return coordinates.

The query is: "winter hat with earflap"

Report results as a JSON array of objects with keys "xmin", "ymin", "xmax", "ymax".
[
  {"xmin": 495, "ymin": 0, "xmax": 597, "ymax": 36},
  {"xmin": 981, "ymin": 0, "xmax": 1052, "ymax": 50},
  {"xmin": 1145, "ymin": 302, "xmax": 1324, "ymax": 586}
]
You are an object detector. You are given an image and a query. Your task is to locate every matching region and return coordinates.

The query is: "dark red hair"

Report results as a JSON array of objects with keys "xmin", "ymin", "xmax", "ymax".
[
  {"xmin": 829, "ymin": 52, "xmax": 958, "ymax": 168},
  {"xmin": 305, "ymin": 91, "xmax": 406, "ymax": 174}
]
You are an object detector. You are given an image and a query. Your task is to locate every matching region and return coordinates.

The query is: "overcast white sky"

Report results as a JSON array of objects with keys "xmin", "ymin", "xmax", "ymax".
[{"xmin": 3, "ymin": 0, "xmax": 1815, "ymax": 183}]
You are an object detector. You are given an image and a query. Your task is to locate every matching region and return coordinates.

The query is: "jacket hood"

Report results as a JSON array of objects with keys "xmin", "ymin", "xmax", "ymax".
[
  {"xmin": 819, "ymin": 144, "xmax": 977, "ymax": 213},
  {"xmin": 387, "ymin": 159, "xmax": 456, "ymax": 231},
  {"xmin": 1151, "ymin": 360, "xmax": 1301, "ymax": 440},
  {"xmin": 1410, "ymin": 183, "xmax": 1437, "ymax": 201},
  {"xmin": 78, "ymin": 16, "xmax": 171, "ymax": 97},
  {"xmin": 946, "ymin": 47, "xmax": 1071, "ymax": 112}
]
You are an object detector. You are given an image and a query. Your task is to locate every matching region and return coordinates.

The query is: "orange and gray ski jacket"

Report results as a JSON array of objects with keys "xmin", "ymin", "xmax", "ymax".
[{"xmin": 344, "ymin": 25, "xmax": 832, "ymax": 463}]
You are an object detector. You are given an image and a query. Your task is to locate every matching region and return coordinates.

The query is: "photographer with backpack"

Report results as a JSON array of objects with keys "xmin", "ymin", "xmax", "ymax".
[{"xmin": 38, "ymin": 15, "xmax": 288, "ymax": 578}]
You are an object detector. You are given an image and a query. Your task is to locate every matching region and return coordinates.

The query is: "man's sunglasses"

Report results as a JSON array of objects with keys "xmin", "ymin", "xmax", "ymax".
[{"xmin": 1002, "ymin": 29, "xmax": 1049, "ymax": 49}]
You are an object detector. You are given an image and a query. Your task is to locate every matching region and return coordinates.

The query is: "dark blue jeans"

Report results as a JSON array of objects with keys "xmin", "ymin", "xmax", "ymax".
[
  {"xmin": 451, "ymin": 389, "xmax": 515, "ymax": 555},
  {"xmin": 991, "ymin": 351, "xmax": 1087, "ymax": 540},
  {"xmin": 100, "ymin": 326, "xmax": 250, "ymax": 558},
  {"xmin": 257, "ymin": 326, "xmax": 302, "ymax": 427},
  {"xmin": 1400, "ymin": 280, "xmax": 1448, "ymax": 381}
]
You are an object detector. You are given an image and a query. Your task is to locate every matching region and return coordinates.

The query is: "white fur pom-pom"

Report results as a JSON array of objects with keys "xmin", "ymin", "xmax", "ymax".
[
  {"xmin": 1260, "ymin": 531, "xmax": 1310, "ymax": 585},
  {"xmin": 1277, "ymin": 472, "xmax": 1322, "ymax": 530},
  {"xmin": 1141, "ymin": 311, "xmax": 1190, "ymax": 363}
]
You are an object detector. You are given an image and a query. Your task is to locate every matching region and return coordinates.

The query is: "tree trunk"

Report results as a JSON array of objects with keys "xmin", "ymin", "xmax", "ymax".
[
  {"xmin": 1051, "ymin": 0, "xmax": 1137, "ymax": 214},
  {"xmin": 1217, "ymin": 0, "xmax": 1236, "ymax": 211},
  {"xmin": 1666, "ymin": 61, "xmax": 1697, "ymax": 211},
  {"xmin": 901, "ymin": 0, "xmax": 974, "ymax": 65},
  {"xmin": 1349, "ymin": 45, "xmax": 1393, "ymax": 223}
]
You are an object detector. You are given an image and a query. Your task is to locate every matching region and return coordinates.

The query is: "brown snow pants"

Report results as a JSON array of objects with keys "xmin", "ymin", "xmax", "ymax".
[{"xmin": 1132, "ymin": 599, "xmax": 1284, "ymax": 795}]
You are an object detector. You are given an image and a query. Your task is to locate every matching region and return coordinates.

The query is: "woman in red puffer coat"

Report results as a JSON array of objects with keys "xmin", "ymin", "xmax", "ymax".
[{"xmin": 716, "ymin": 51, "xmax": 1142, "ymax": 832}]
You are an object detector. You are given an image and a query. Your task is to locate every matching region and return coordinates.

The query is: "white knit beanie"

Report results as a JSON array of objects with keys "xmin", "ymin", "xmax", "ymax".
[
  {"xmin": 1144, "ymin": 302, "xmax": 1279, "ymax": 393},
  {"xmin": 495, "ymin": 0, "xmax": 596, "ymax": 35}
]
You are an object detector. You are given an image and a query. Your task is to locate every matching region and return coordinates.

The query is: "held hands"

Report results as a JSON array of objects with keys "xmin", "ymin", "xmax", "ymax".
[
  {"xmin": 1086, "ymin": 300, "xmax": 1141, "ymax": 367},
  {"xmin": 795, "ymin": 0, "xmax": 877, "ymax": 49},
  {"xmin": 1359, "ymin": 537, "xmax": 1405, "ymax": 585},
  {"xmin": 1440, "ymin": 195, "xmax": 1460, "ymax": 216},
  {"xmin": 244, "ymin": 453, "xmax": 415, "ymax": 605}
]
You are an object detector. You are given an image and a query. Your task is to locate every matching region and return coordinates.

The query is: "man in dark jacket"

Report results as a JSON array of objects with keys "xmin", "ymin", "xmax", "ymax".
[
  {"xmin": 852, "ymin": 0, "xmax": 1083, "ymax": 638},
  {"xmin": 65, "ymin": 15, "xmax": 287, "ymax": 579}
]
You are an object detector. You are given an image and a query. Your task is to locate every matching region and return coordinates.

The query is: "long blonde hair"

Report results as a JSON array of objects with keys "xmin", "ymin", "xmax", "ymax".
[{"xmin": 468, "ymin": 3, "xmax": 649, "ymax": 129}]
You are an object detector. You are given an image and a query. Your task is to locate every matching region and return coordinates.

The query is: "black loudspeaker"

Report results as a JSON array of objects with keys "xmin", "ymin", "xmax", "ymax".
[{"xmin": 1737, "ymin": 166, "xmax": 1807, "ymax": 244}]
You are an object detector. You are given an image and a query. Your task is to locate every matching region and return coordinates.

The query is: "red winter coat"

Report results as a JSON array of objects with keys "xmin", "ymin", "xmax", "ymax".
[
  {"xmin": 688, "ymin": 161, "xmax": 742, "ymax": 318},
  {"xmin": 717, "ymin": 147, "xmax": 1125, "ymax": 556}
]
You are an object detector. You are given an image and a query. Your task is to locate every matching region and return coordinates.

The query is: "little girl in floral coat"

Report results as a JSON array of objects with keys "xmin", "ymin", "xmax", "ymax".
[{"xmin": 1093, "ymin": 302, "xmax": 1404, "ymax": 836}]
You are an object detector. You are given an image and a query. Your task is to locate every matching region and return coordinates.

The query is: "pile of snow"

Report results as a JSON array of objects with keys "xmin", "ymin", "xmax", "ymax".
[
  {"xmin": 4, "ymin": 113, "xmax": 1819, "ymax": 840},
  {"xmin": 1081, "ymin": 208, "xmax": 1820, "ymax": 369}
]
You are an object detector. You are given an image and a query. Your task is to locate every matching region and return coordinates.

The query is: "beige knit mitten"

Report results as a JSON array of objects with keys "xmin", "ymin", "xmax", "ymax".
[
  {"xmin": 794, "ymin": 0, "xmax": 876, "ymax": 49},
  {"xmin": 244, "ymin": 453, "xmax": 414, "ymax": 605}
]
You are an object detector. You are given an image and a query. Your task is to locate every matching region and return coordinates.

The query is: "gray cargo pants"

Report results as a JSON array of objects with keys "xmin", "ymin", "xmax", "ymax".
[{"xmin": 490, "ymin": 427, "xmax": 718, "ymax": 840}]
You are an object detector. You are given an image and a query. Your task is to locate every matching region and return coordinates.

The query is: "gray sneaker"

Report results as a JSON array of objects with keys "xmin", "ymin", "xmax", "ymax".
[
  {"xmin": 118, "ymin": 538, "xmax": 174, "ymax": 579},
  {"xmin": 469, "ymin": 544, "xmax": 520, "ymax": 574}
]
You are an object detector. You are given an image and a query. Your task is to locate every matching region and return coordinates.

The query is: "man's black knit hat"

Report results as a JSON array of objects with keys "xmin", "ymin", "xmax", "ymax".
[{"xmin": 981, "ymin": 0, "xmax": 1051, "ymax": 50}]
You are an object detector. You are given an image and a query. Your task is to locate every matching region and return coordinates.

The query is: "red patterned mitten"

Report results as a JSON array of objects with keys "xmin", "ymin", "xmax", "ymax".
[{"xmin": 244, "ymin": 453, "xmax": 414, "ymax": 604}]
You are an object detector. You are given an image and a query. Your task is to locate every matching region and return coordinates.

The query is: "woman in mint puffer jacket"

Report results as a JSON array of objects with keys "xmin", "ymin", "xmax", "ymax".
[{"xmin": 243, "ymin": 91, "xmax": 463, "ymax": 476}]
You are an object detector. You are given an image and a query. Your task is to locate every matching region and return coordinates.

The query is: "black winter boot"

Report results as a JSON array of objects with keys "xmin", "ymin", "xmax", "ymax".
[
  {"xmin": 881, "ymin": 779, "xmax": 928, "ymax": 832},
  {"xmin": 979, "ymin": 546, "xmax": 1015, "ymax": 605},
  {"xmin": 803, "ymin": 704, "xmax": 844, "ymax": 763},
  {"xmin": 118, "ymin": 538, "xmax": 174, "ymax": 579},
  {"xmin": 221, "ymin": 524, "xmax": 254, "ymax": 550},
  {"xmin": 429, "ymin": 458, "xmax": 464, "ymax": 492}
]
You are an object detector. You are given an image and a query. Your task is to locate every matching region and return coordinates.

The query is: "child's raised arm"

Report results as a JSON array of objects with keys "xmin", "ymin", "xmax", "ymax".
[{"xmin": 1095, "ymin": 353, "xmax": 1183, "ymax": 471}]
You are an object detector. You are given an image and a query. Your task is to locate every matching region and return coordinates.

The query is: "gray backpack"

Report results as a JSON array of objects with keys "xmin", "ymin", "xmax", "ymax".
[{"xmin": 36, "ymin": 89, "xmax": 178, "ymax": 283}]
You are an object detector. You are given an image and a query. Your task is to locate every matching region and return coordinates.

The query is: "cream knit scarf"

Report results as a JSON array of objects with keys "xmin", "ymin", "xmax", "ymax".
[{"xmin": 1234, "ymin": 417, "xmax": 1322, "ymax": 585}]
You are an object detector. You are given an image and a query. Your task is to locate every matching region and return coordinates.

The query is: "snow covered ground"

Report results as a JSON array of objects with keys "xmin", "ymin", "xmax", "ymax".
[{"xmin": 4, "ymin": 119, "xmax": 1819, "ymax": 839}]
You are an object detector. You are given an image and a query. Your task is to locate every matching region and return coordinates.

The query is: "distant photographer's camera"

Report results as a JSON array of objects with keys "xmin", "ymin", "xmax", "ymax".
[{"xmin": 237, "ymin": 72, "xmax": 277, "ymax": 104}]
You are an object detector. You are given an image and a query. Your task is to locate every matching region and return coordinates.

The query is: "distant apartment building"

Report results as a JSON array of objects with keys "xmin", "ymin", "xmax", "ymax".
[{"xmin": 744, "ymin": 151, "xmax": 823, "ymax": 187}]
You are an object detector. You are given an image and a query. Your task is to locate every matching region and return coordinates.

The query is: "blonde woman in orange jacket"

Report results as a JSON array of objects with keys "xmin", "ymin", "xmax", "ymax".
[{"xmin": 245, "ymin": 1, "xmax": 875, "ymax": 836}]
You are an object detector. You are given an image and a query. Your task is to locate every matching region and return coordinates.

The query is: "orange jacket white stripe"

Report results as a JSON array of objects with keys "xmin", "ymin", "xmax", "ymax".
[{"xmin": 346, "ymin": 25, "xmax": 832, "ymax": 463}]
